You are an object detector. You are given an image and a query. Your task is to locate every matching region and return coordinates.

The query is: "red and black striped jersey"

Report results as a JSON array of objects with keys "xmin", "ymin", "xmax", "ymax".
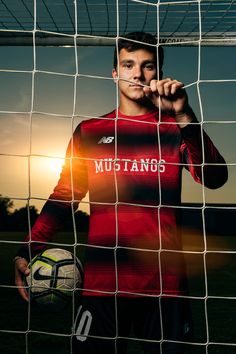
[{"xmin": 20, "ymin": 109, "xmax": 227, "ymax": 297}]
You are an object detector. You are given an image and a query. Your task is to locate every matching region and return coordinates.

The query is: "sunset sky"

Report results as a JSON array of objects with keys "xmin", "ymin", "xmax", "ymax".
[{"xmin": 0, "ymin": 44, "xmax": 235, "ymax": 215}]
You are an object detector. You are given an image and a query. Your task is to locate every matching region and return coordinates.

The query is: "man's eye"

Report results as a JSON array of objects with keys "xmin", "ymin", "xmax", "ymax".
[
  {"xmin": 145, "ymin": 64, "xmax": 155, "ymax": 70},
  {"xmin": 123, "ymin": 63, "xmax": 132, "ymax": 69}
]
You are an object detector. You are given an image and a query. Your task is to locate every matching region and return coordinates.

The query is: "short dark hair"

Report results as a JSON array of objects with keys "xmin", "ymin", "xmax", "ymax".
[{"xmin": 113, "ymin": 32, "xmax": 164, "ymax": 71}]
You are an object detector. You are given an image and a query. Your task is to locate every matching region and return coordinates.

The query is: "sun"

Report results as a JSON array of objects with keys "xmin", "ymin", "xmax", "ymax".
[
  {"xmin": 31, "ymin": 156, "xmax": 64, "ymax": 177},
  {"xmin": 48, "ymin": 158, "xmax": 64, "ymax": 175}
]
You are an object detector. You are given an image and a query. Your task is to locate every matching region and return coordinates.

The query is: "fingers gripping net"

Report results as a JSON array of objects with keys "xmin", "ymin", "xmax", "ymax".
[{"xmin": 0, "ymin": 1, "xmax": 235, "ymax": 354}]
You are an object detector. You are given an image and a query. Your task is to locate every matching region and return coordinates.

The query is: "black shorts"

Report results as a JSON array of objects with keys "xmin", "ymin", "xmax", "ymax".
[{"xmin": 72, "ymin": 296, "xmax": 192, "ymax": 354}]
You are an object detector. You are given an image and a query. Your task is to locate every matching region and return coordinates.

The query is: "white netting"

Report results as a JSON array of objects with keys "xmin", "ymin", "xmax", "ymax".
[{"xmin": 0, "ymin": 1, "xmax": 236, "ymax": 354}]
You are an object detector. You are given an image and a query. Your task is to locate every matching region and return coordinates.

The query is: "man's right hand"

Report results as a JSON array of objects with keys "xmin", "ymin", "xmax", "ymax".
[{"xmin": 15, "ymin": 257, "xmax": 30, "ymax": 302}]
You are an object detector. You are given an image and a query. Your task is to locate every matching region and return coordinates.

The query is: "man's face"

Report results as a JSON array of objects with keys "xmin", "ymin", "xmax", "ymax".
[{"xmin": 112, "ymin": 48, "xmax": 157, "ymax": 103}]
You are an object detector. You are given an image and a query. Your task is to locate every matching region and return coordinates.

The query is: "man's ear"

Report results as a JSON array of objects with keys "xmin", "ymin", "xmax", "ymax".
[{"xmin": 112, "ymin": 68, "xmax": 118, "ymax": 82}]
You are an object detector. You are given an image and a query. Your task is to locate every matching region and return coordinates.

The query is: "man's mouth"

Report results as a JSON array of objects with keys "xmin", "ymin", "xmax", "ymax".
[{"xmin": 129, "ymin": 83, "xmax": 144, "ymax": 88}]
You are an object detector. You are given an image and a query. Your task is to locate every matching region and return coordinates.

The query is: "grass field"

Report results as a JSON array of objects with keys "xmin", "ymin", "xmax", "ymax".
[{"xmin": 1, "ymin": 231, "xmax": 236, "ymax": 354}]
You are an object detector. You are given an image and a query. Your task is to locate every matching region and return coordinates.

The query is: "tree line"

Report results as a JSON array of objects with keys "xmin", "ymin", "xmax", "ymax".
[{"xmin": 0, "ymin": 195, "xmax": 89, "ymax": 232}]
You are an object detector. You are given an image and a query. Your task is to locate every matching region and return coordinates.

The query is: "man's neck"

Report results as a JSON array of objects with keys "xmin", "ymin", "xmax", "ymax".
[{"xmin": 119, "ymin": 99, "xmax": 155, "ymax": 116}]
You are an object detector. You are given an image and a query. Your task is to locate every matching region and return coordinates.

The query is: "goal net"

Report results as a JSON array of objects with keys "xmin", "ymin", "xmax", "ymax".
[{"xmin": 0, "ymin": 1, "xmax": 236, "ymax": 354}]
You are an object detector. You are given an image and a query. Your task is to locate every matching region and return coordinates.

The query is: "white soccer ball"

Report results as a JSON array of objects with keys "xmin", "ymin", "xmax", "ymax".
[{"xmin": 25, "ymin": 248, "xmax": 83, "ymax": 306}]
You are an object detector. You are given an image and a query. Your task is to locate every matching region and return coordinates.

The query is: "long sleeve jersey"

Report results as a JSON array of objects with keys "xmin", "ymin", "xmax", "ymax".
[{"xmin": 18, "ymin": 109, "xmax": 228, "ymax": 297}]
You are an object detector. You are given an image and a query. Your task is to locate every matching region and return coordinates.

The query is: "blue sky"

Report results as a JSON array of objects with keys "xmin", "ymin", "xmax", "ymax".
[{"xmin": 0, "ymin": 44, "xmax": 235, "ymax": 213}]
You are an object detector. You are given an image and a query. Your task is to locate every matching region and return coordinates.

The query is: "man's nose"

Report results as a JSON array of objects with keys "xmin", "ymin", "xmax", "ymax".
[{"xmin": 133, "ymin": 65, "xmax": 144, "ymax": 79}]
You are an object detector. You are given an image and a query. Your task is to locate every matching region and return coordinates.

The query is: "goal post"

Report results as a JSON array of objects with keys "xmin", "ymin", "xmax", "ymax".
[{"xmin": 0, "ymin": 1, "xmax": 236, "ymax": 354}]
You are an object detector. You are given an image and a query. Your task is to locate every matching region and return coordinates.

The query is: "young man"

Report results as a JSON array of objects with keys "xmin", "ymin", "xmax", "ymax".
[{"xmin": 15, "ymin": 32, "xmax": 228, "ymax": 353}]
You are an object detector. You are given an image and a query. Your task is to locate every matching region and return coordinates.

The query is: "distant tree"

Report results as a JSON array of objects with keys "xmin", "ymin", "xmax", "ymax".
[
  {"xmin": 10, "ymin": 205, "xmax": 39, "ymax": 231},
  {"xmin": 0, "ymin": 195, "xmax": 89, "ymax": 232},
  {"xmin": 0, "ymin": 195, "xmax": 14, "ymax": 230},
  {"xmin": 0, "ymin": 195, "xmax": 14, "ymax": 216}
]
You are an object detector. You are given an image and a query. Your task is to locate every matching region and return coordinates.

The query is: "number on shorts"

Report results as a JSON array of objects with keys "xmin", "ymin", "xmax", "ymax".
[{"xmin": 75, "ymin": 305, "xmax": 93, "ymax": 342}]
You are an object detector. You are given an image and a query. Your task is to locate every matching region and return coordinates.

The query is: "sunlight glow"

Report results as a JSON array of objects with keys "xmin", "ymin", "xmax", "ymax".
[
  {"xmin": 31, "ymin": 156, "xmax": 64, "ymax": 186},
  {"xmin": 48, "ymin": 157, "xmax": 64, "ymax": 175}
]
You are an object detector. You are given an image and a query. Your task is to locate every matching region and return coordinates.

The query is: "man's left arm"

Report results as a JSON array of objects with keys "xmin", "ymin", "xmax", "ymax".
[
  {"xmin": 180, "ymin": 112, "xmax": 228, "ymax": 189},
  {"xmin": 144, "ymin": 78, "xmax": 228, "ymax": 189}
]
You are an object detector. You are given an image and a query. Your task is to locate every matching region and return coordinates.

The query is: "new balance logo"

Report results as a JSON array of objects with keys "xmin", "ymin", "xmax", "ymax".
[{"xmin": 98, "ymin": 136, "xmax": 114, "ymax": 144}]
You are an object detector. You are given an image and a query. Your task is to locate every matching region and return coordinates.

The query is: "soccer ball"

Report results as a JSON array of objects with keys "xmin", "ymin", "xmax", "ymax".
[{"xmin": 25, "ymin": 248, "xmax": 83, "ymax": 306}]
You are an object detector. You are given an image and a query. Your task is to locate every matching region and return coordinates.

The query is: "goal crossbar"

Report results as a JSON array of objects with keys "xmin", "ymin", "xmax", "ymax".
[
  {"xmin": 0, "ymin": 0, "xmax": 236, "ymax": 47},
  {"xmin": 0, "ymin": 33, "xmax": 236, "ymax": 47}
]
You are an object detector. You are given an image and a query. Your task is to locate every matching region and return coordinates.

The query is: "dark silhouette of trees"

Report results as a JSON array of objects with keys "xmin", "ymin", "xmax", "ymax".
[
  {"xmin": 0, "ymin": 195, "xmax": 89, "ymax": 232},
  {"xmin": 0, "ymin": 195, "xmax": 39, "ymax": 231},
  {"xmin": 0, "ymin": 196, "xmax": 14, "ymax": 230},
  {"xmin": 10, "ymin": 205, "xmax": 39, "ymax": 231}
]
